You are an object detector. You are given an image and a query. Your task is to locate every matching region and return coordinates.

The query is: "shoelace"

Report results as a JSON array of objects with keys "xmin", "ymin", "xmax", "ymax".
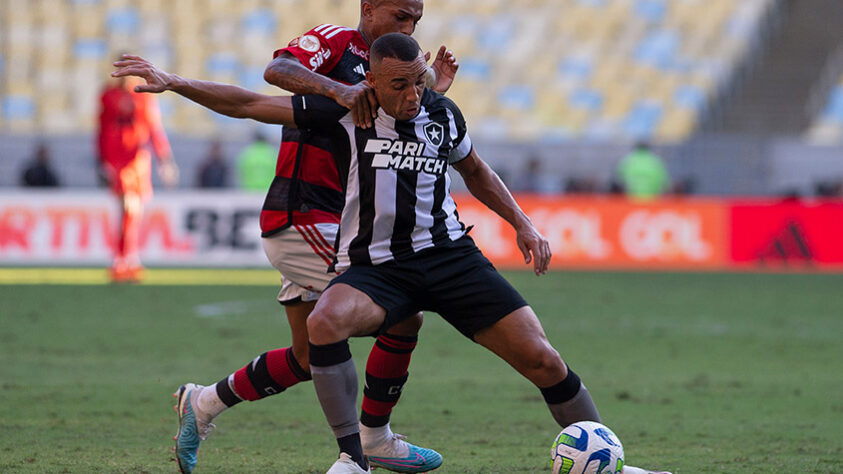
[
  {"xmin": 196, "ymin": 420, "xmax": 216, "ymax": 440},
  {"xmin": 382, "ymin": 433, "xmax": 410, "ymax": 457}
]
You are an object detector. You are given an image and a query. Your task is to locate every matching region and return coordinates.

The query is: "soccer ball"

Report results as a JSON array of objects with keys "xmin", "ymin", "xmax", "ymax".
[{"xmin": 550, "ymin": 421, "xmax": 624, "ymax": 474}]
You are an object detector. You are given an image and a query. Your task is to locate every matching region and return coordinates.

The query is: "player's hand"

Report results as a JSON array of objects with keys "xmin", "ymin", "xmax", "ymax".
[
  {"xmin": 515, "ymin": 221, "xmax": 551, "ymax": 276},
  {"xmin": 426, "ymin": 46, "xmax": 459, "ymax": 94},
  {"xmin": 335, "ymin": 82, "xmax": 378, "ymax": 129},
  {"xmin": 111, "ymin": 55, "xmax": 174, "ymax": 93},
  {"xmin": 158, "ymin": 158, "xmax": 179, "ymax": 188}
]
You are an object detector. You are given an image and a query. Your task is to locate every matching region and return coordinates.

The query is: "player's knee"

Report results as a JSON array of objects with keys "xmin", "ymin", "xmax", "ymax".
[
  {"xmin": 521, "ymin": 345, "xmax": 566, "ymax": 385},
  {"xmin": 386, "ymin": 312, "xmax": 423, "ymax": 336},
  {"xmin": 306, "ymin": 308, "xmax": 344, "ymax": 344}
]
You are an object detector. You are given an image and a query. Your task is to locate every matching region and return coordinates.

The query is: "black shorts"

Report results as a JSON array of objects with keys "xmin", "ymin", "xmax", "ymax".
[{"xmin": 329, "ymin": 236, "xmax": 528, "ymax": 339}]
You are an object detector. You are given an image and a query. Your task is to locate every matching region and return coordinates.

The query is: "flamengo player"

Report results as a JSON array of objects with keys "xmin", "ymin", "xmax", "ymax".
[
  {"xmin": 114, "ymin": 34, "xmax": 670, "ymax": 474},
  {"xmin": 126, "ymin": 1, "xmax": 455, "ymax": 473},
  {"xmin": 97, "ymin": 75, "xmax": 178, "ymax": 282}
]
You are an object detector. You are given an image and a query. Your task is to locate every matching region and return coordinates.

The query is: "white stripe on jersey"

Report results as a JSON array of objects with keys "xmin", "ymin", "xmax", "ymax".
[
  {"xmin": 443, "ymin": 107, "xmax": 469, "ymax": 240},
  {"xmin": 337, "ymin": 116, "xmax": 360, "ymax": 266},
  {"xmin": 313, "ymin": 24, "xmax": 334, "ymax": 34},
  {"xmin": 409, "ymin": 106, "xmax": 436, "ymax": 247},
  {"xmin": 324, "ymin": 26, "xmax": 351, "ymax": 39},
  {"xmin": 368, "ymin": 114, "xmax": 399, "ymax": 265}
]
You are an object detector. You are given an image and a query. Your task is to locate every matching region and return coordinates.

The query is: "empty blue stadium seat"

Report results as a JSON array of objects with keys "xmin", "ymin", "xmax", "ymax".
[
  {"xmin": 459, "ymin": 58, "xmax": 492, "ymax": 81},
  {"xmin": 624, "ymin": 101, "xmax": 663, "ymax": 138},
  {"xmin": 499, "ymin": 86, "xmax": 535, "ymax": 110},
  {"xmin": 634, "ymin": 0, "xmax": 667, "ymax": 23},
  {"xmin": 569, "ymin": 88, "xmax": 603, "ymax": 111},
  {"xmin": 2, "ymin": 96, "xmax": 36, "ymax": 120},
  {"xmin": 558, "ymin": 56, "xmax": 594, "ymax": 81},
  {"xmin": 242, "ymin": 9, "xmax": 276, "ymax": 35},
  {"xmin": 73, "ymin": 38, "xmax": 108, "ymax": 60},
  {"xmin": 107, "ymin": 7, "xmax": 140, "ymax": 34}
]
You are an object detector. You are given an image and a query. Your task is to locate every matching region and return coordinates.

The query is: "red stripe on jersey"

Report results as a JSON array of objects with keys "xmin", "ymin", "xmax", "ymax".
[
  {"xmin": 275, "ymin": 142, "xmax": 342, "ymax": 192},
  {"xmin": 297, "ymin": 145, "xmax": 342, "ymax": 192},
  {"xmin": 260, "ymin": 210, "xmax": 288, "ymax": 235},
  {"xmin": 292, "ymin": 209, "xmax": 340, "ymax": 226}
]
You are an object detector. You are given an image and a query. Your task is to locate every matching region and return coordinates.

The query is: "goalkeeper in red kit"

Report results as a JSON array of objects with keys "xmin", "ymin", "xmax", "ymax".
[{"xmin": 97, "ymin": 74, "xmax": 178, "ymax": 282}]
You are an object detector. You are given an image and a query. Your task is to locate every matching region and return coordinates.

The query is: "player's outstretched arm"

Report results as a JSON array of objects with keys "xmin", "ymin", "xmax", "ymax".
[
  {"xmin": 265, "ymin": 52, "xmax": 378, "ymax": 129},
  {"xmin": 453, "ymin": 150, "xmax": 551, "ymax": 275},
  {"xmin": 112, "ymin": 55, "xmax": 296, "ymax": 126}
]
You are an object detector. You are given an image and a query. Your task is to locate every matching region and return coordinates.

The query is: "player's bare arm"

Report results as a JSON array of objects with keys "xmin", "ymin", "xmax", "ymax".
[
  {"xmin": 113, "ymin": 55, "xmax": 296, "ymax": 126},
  {"xmin": 265, "ymin": 52, "xmax": 378, "ymax": 129},
  {"xmin": 453, "ymin": 149, "xmax": 552, "ymax": 275}
]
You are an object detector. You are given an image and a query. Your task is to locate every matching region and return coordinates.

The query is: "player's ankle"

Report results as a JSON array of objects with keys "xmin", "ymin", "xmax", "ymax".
[
  {"xmin": 359, "ymin": 422, "xmax": 391, "ymax": 448},
  {"xmin": 195, "ymin": 385, "xmax": 227, "ymax": 420}
]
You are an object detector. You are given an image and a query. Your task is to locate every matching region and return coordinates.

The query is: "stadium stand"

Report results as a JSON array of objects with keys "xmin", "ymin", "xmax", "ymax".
[
  {"xmin": 807, "ymin": 69, "xmax": 843, "ymax": 144},
  {"xmin": 0, "ymin": 0, "xmax": 778, "ymax": 143}
]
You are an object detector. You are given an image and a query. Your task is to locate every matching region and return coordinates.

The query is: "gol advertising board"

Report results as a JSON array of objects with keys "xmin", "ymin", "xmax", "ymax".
[
  {"xmin": 2, "ymin": 191, "xmax": 841, "ymax": 271},
  {"xmin": 455, "ymin": 195, "xmax": 728, "ymax": 270},
  {"xmin": 0, "ymin": 190, "xmax": 266, "ymax": 266}
]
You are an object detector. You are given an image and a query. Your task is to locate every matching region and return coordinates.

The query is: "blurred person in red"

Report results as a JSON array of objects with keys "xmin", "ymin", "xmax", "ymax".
[{"xmin": 97, "ymin": 74, "xmax": 178, "ymax": 282}]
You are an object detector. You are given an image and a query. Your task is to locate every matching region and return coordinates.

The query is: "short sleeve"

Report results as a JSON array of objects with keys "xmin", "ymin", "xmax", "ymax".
[
  {"xmin": 274, "ymin": 24, "xmax": 355, "ymax": 73},
  {"xmin": 292, "ymin": 94, "xmax": 349, "ymax": 130},
  {"xmin": 445, "ymin": 98, "xmax": 473, "ymax": 164},
  {"xmin": 449, "ymin": 131, "xmax": 473, "ymax": 164}
]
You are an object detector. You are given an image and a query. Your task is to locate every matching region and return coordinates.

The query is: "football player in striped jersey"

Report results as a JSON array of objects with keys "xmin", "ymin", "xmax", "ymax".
[{"xmin": 114, "ymin": 31, "xmax": 669, "ymax": 474}]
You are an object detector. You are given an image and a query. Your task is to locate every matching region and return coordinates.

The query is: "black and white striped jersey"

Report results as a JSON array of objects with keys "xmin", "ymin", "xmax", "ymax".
[{"xmin": 292, "ymin": 88, "xmax": 474, "ymax": 271}]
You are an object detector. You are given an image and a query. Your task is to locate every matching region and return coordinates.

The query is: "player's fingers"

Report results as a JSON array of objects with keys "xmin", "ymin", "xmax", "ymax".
[
  {"xmin": 424, "ymin": 51, "xmax": 431, "ymax": 62},
  {"xmin": 350, "ymin": 106, "xmax": 366, "ymax": 128},
  {"xmin": 518, "ymin": 239, "xmax": 532, "ymax": 265},
  {"xmin": 134, "ymin": 84, "xmax": 162, "ymax": 93},
  {"xmin": 112, "ymin": 60, "xmax": 143, "ymax": 69},
  {"xmin": 359, "ymin": 95, "xmax": 374, "ymax": 128},
  {"xmin": 354, "ymin": 97, "xmax": 372, "ymax": 129},
  {"xmin": 366, "ymin": 88, "xmax": 379, "ymax": 119},
  {"xmin": 111, "ymin": 66, "xmax": 141, "ymax": 77},
  {"xmin": 537, "ymin": 241, "xmax": 551, "ymax": 274},
  {"xmin": 437, "ymin": 45, "xmax": 447, "ymax": 61}
]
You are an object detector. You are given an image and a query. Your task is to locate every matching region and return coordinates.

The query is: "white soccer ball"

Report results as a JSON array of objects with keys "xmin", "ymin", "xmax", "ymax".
[{"xmin": 550, "ymin": 421, "xmax": 624, "ymax": 474}]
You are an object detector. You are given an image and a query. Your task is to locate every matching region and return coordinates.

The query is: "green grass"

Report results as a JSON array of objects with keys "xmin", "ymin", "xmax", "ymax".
[{"xmin": 1, "ymin": 271, "xmax": 842, "ymax": 473}]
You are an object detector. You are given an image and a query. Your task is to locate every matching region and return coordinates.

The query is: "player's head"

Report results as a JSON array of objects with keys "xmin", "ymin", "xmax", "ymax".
[
  {"xmin": 359, "ymin": 0, "xmax": 423, "ymax": 42},
  {"xmin": 366, "ymin": 33, "xmax": 426, "ymax": 121}
]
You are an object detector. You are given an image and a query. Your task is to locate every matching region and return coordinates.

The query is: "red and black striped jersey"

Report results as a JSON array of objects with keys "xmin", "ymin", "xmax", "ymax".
[{"xmin": 260, "ymin": 25, "xmax": 370, "ymax": 236}]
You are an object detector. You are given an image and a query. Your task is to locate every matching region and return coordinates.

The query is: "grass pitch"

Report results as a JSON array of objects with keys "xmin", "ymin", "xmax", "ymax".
[{"xmin": 1, "ymin": 270, "xmax": 841, "ymax": 473}]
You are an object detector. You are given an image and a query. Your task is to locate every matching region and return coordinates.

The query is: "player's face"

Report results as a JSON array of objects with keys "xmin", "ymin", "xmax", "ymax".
[
  {"xmin": 368, "ymin": 54, "xmax": 427, "ymax": 121},
  {"xmin": 363, "ymin": 0, "xmax": 423, "ymax": 40}
]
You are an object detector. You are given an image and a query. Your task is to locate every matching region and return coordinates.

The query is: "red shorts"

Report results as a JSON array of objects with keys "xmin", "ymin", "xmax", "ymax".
[{"xmin": 108, "ymin": 151, "xmax": 152, "ymax": 200}]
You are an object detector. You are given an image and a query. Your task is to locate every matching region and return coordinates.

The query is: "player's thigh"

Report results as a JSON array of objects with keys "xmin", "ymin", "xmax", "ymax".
[
  {"xmin": 262, "ymin": 224, "xmax": 337, "ymax": 303},
  {"xmin": 473, "ymin": 306, "xmax": 566, "ymax": 386},
  {"xmin": 385, "ymin": 312, "xmax": 423, "ymax": 337},
  {"xmin": 308, "ymin": 283, "xmax": 387, "ymax": 344}
]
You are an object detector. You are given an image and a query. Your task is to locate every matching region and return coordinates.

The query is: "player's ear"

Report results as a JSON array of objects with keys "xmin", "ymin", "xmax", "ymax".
[
  {"xmin": 365, "ymin": 70, "xmax": 375, "ymax": 86},
  {"xmin": 361, "ymin": 1, "xmax": 374, "ymax": 22}
]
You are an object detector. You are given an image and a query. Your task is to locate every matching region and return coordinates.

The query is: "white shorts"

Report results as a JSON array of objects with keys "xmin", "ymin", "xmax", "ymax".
[{"xmin": 262, "ymin": 223, "xmax": 339, "ymax": 305}]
